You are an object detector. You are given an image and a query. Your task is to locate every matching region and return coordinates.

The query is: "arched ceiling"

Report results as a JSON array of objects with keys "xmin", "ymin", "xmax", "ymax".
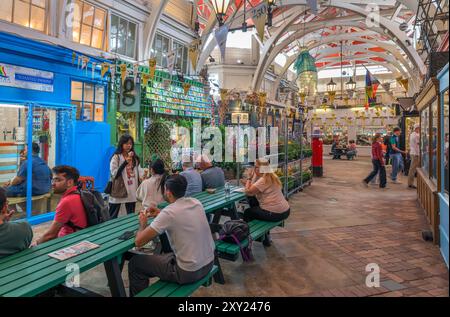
[{"xmin": 194, "ymin": 0, "xmax": 439, "ymax": 97}]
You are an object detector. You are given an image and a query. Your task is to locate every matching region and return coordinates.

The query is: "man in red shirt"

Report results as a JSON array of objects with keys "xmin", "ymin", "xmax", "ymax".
[
  {"xmin": 35, "ymin": 166, "xmax": 87, "ymax": 245},
  {"xmin": 363, "ymin": 133, "xmax": 387, "ymax": 188}
]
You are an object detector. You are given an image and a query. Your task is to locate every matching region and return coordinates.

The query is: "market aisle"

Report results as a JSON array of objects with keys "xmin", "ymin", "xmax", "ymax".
[
  {"xmin": 31, "ymin": 156, "xmax": 448, "ymax": 297},
  {"xmin": 195, "ymin": 156, "xmax": 449, "ymax": 297}
]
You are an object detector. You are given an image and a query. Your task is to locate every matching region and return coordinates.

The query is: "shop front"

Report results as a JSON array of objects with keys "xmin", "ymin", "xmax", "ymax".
[
  {"xmin": 0, "ymin": 32, "xmax": 111, "ymax": 225},
  {"xmin": 415, "ymin": 77, "xmax": 442, "ymax": 245},
  {"xmin": 437, "ymin": 63, "xmax": 449, "ymax": 267}
]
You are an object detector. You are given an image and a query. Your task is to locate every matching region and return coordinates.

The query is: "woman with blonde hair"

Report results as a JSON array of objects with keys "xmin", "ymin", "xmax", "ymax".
[{"xmin": 244, "ymin": 158, "xmax": 290, "ymax": 245}]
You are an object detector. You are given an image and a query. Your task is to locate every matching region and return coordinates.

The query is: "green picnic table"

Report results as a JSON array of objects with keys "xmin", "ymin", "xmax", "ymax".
[
  {"xmin": 0, "ymin": 213, "xmax": 143, "ymax": 297},
  {"xmin": 158, "ymin": 185, "xmax": 246, "ymax": 220}
]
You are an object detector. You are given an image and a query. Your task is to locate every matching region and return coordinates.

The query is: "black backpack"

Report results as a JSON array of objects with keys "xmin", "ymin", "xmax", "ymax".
[
  {"xmin": 219, "ymin": 220, "xmax": 253, "ymax": 261},
  {"xmin": 68, "ymin": 190, "xmax": 110, "ymax": 230}
]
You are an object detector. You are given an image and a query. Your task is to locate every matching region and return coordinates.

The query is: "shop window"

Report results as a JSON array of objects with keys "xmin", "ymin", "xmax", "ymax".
[
  {"xmin": 421, "ymin": 107, "xmax": 430, "ymax": 176},
  {"xmin": 110, "ymin": 14, "xmax": 137, "ymax": 59},
  {"xmin": 173, "ymin": 41, "xmax": 188, "ymax": 73},
  {"xmin": 67, "ymin": 0, "xmax": 106, "ymax": 50},
  {"xmin": 71, "ymin": 81, "xmax": 105, "ymax": 122},
  {"xmin": 443, "ymin": 89, "xmax": 449, "ymax": 195},
  {"xmin": 152, "ymin": 33, "xmax": 170, "ymax": 68},
  {"xmin": 431, "ymin": 100, "xmax": 439, "ymax": 182},
  {"xmin": 0, "ymin": 0, "xmax": 47, "ymax": 32}
]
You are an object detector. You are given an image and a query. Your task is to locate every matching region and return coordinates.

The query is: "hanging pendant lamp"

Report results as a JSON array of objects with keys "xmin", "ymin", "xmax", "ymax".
[{"xmin": 294, "ymin": 47, "xmax": 318, "ymax": 97}]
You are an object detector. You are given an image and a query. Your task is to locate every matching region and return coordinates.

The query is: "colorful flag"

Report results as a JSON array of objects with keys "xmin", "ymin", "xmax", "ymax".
[{"xmin": 365, "ymin": 69, "xmax": 379, "ymax": 110}]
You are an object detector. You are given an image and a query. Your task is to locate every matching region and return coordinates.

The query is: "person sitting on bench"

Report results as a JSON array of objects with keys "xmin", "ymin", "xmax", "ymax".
[
  {"xmin": 346, "ymin": 140, "xmax": 357, "ymax": 160},
  {"xmin": 0, "ymin": 187, "xmax": 33, "ymax": 258},
  {"xmin": 331, "ymin": 136, "xmax": 344, "ymax": 159},
  {"xmin": 128, "ymin": 174, "xmax": 215, "ymax": 297},
  {"xmin": 34, "ymin": 166, "xmax": 87, "ymax": 245},
  {"xmin": 3, "ymin": 142, "xmax": 51, "ymax": 197},
  {"xmin": 243, "ymin": 158, "xmax": 290, "ymax": 246}
]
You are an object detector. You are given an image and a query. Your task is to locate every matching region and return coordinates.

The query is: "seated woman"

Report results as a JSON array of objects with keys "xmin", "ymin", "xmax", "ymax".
[
  {"xmin": 136, "ymin": 159, "xmax": 168, "ymax": 210},
  {"xmin": 346, "ymin": 140, "xmax": 357, "ymax": 160},
  {"xmin": 243, "ymin": 158, "xmax": 290, "ymax": 246}
]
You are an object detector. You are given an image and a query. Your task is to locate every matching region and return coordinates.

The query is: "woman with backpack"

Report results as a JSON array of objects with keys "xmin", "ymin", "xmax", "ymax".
[
  {"xmin": 109, "ymin": 134, "xmax": 144, "ymax": 219},
  {"xmin": 243, "ymin": 158, "xmax": 290, "ymax": 246}
]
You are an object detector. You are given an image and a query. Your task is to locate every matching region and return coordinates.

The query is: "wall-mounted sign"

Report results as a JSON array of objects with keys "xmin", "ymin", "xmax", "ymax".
[
  {"xmin": 120, "ymin": 77, "xmax": 141, "ymax": 112},
  {"xmin": 0, "ymin": 63, "xmax": 54, "ymax": 92},
  {"xmin": 231, "ymin": 112, "xmax": 249, "ymax": 124}
]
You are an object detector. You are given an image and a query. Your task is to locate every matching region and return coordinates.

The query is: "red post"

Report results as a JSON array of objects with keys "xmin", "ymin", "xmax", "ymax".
[{"xmin": 312, "ymin": 135, "xmax": 323, "ymax": 177}]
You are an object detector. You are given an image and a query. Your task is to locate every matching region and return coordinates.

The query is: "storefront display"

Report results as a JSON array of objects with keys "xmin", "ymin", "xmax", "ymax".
[
  {"xmin": 415, "ymin": 77, "xmax": 441, "ymax": 245},
  {"xmin": 438, "ymin": 63, "xmax": 449, "ymax": 268},
  {"xmin": 0, "ymin": 31, "xmax": 111, "ymax": 225}
]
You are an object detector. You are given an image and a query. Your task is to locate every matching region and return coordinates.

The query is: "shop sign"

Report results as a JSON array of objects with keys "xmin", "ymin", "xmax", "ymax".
[
  {"xmin": 120, "ymin": 77, "xmax": 140, "ymax": 112},
  {"xmin": 0, "ymin": 63, "xmax": 54, "ymax": 92}
]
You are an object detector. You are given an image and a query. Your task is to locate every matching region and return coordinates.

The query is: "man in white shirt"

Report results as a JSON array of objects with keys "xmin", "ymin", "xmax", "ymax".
[
  {"xmin": 408, "ymin": 124, "xmax": 420, "ymax": 188},
  {"xmin": 128, "ymin": 174, "xmax": 215, "ymax": 296}
]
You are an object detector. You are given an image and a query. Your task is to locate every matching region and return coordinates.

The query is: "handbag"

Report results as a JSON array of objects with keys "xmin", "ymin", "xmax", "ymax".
[{"xmin": 106, "ymin": 155, "xmax": 128, "ymax": 198}]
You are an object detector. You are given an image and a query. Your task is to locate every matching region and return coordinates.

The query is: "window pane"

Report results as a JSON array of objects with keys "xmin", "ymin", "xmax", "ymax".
[
  {"xmin": 182, "ymin": 45, "xmax": 188, "ymax": 73},
  {"xmin": 84, "ymin": 83, "xmax": 94, "ymax": 102},
  {"xmin": 128, "ymin": 22, "xmax": 136, "ymax": 41},
  {"xmin": 421, "ymin": 107, "xmax": 429, "ymax": 175},
  {"xmin": 431, "ymin": 100, "xmax": 438, "ymax": 181},
  {"xmin": 13, "ymin": 0, "xmax": 30, "ymax": 28},
  {"xmin": 0, "ymin": 0, "xmax": 13, "ymax": 22},
  {"xmin": 31, "ymin": 0, "xmax": 45, "ymax": 8},
  {"xmin": 30, "ymin": 6, "xmax": 45, "ymax": 31},
  {"xmin": 82, "ymin": 3, "xmax": 94, "ymax": 26},
  {"xmin": 94, "ymin": 85, "xmax": 104, "ymax": 104},
  {"xmin": 73, "ymin": 101, "xmax": 82, "ymax": 120},
  {"xmin": 73, "ymin": 0, "xmax": 82, "ymax": 24},
  {"xmin": 80, "ymin": 24, "xmax": 92, "ymax": 45},
  {"xmin": 110, "ymin": 14, "xmax": 118, "ymax": 35},
  {"xmin": 117, "ymin": 18, "xmax": 127, "ymax": 55},
  {"xmin": 126, "ymin": 39, "xmax": 135, "ymax": 58},
  {"xmin": 91, "ymin": 28, "xmax": 103, "ymax": 49},
  {"xmin": 72, "ymin": 23, "xmax": 81, "ymax": 42},
  {"xmin": 162, "ymin": 36, "xmax": 169, "ymax": 53},
  {"xmin": 82, "ymin": 103, "xmax": 94, "ymax": 121},
  {"xmin": 94, "ymin": 104, "xmax": 103, "ymax": 122},
  {"xmin": 93, "ymin": 8, "xmax": 105, "ymax": 30},
  {"xmin": 71, "ymin": 81, "xmax": 83, "ymax": 100}
]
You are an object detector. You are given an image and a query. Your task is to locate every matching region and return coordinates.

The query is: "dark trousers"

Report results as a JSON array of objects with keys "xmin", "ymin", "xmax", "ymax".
[
  {"xmin": 128, "ymin": 252, "xmax": 213, "ymax": 296},
  {"xmin": 243, "ymin": 206, "xmax": 290, "ymax": 222},
  {"xmin": 109, "ymin": 202, "xmax": 136, "ymax": 219},
  {"xmin": 364, "ymin": 159, "xmax": 387, "ymax": 188}
]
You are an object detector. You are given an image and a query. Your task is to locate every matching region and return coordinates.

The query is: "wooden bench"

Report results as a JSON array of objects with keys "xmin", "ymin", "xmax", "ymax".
[
  {"xmin": 135, "ymin": 265, "xmax": 219, "ymax": 297},
  {"xmin": 215, "ymin": 219, "xmax": 284, "ymax": 261},
  {"xmin": 8, "ymin": 192, "xmax": 52, "ymax": 214}
]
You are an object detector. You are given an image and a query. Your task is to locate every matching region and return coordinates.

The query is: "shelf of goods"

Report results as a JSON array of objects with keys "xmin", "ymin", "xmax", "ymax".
[{"xmin": 115, "ymin": 61, "xmax": 212, "ymax": 119}]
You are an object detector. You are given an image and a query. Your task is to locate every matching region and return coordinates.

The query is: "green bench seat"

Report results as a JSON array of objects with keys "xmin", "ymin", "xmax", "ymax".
[
  {"xmin": 135, "ymin": 265, "xmax": 218, "ymax": 297},
  {"xmin": 215, "ymin": 219, "xmax": 283, "ymax": 261}
]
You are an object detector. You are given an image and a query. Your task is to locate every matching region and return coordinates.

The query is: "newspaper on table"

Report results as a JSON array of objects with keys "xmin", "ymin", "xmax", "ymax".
[{"xmin": 48, "ymin": 241, "xmax": 100, "ymax": 261}]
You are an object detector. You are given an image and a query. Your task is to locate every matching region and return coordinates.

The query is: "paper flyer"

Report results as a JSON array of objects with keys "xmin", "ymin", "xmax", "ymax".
[{"xmin": 48, "ymin": 241, "xmax": 100, "ymax": 261}]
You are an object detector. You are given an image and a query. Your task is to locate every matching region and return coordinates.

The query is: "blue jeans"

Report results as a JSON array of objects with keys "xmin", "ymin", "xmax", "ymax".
[
  {"xmin": 5, "ymin": 183, "xmax": 27, "ymax": 197},
  {"xmin": 390, "ymin": 153, "xmax": 403, "ymax": 181}
]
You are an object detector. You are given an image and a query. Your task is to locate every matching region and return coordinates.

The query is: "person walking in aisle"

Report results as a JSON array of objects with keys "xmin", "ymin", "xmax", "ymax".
[
  {"xmin": 389, "ymin": 127, "xmax": 407, "ymax": 184},
  {"xmin": 109, "ymin": 134, "xmax": 144, "ymax": 219},
  {"xmin": 363, "ymin": 133, "xmax": 387, "ymax": 189},
  {"xmin": 407, "ymin": 124, "xmax": 420, "ymax": 189}
]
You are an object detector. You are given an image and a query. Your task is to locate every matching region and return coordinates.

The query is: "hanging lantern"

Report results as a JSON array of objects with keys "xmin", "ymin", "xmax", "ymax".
[
  {"xmin": 294, "ymin": 47, "xmax": 318, "ymax": 97},
  {"xmin": 345, "ymin": 77, "xmax": 356, "ymax": 91},
  {"xmin": 327, "ymin": 78, "xmax": 337, "ymax": 93}
]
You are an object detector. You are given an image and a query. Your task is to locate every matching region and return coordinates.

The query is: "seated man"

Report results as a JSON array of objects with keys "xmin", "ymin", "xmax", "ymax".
[
  {"xmin": 129, "ymin": 175, "xmax": 215, "ymax": 296},
  {"xmin": 179, "ymin": 156, "xmax": 202, "ymax": 197},
  {"xmin": 197, "ymin": 154, "xmax": 225, "ymax": 190},
  {"xmin": 35, "ymin": 166, "xmax": 87, "ymax": 245},
  {"xmin": 331, "ymin": 138, "xmax": 344, "ymax": 160},
  {"xmin": 4, "ymin": 142, "xmax": 52, "ymax": 197},
  {"xmin": 346, "ymin": 140, "xmax": 357, "ymax": 160},
  {"xmin": 0, "ymin": 187, "xmax": 33, "ymax": 258}
]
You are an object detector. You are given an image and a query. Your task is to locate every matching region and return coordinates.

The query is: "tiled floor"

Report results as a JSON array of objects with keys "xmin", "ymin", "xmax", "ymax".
[{"xmin": 32, "ymin": 156, "xmax": 449, "ymax": 297}]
